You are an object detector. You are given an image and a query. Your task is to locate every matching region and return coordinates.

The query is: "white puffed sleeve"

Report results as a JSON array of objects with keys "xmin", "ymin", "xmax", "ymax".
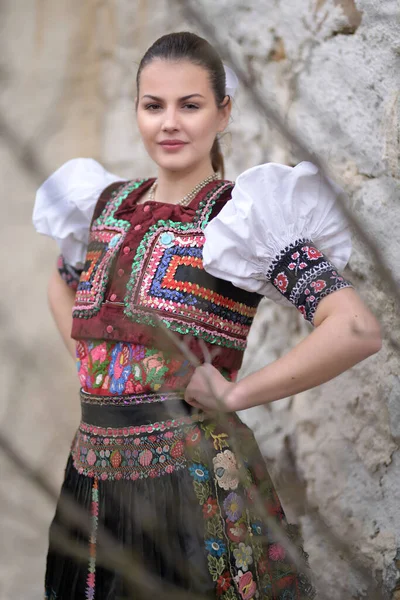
[
  {"xmin": 203, "ymin": 161, "xmax": 353, "ymax": 323},
  {"xmin": 33, "ymin": 158, "xmax": 125, "ymax": 268}
]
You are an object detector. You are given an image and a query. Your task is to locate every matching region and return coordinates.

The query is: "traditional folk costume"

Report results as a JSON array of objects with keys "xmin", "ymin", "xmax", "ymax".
[{"xmin": 34, "ymin": 157, "xmax": 353, "ymax": 599}]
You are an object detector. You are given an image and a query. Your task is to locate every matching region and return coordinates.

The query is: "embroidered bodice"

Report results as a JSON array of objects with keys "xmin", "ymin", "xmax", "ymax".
[{"xmin": 34, "ymin": 158, "xmax": 354, "ymax": 381}]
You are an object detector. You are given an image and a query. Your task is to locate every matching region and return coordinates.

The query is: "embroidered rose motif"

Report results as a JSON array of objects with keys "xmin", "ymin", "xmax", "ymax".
[
  {"xmin": 216, "ymin": 571, "xmax": 231, "ymax": 595},
  {"xmin": 274, "ymin": 272, "xmax": 289, "ymax": 293},
  {"xmin": 291, "ymin": 251, "xmax": 300, "ymax": 260},
  {"xmin": 268, "ymin": 542, "xmax": 286, "ymax": 561},
  {"xmin": 233, "ymin": 542, "xmax": 253, "ymax": 572},
  {"xmin": 213, "ymin": 450, "xmax": 239, "ymax": 490},
  {"xmin": 223, "ymin": 492, "xmax": 244, "ymax": 521},
  {"xmin": 203, "ymin": 497, "xmax": 218, "ymax": 519},
  {"xmin": 238, "ymin": 571, "xmax": 257, "ymax": 599},
  {"xmin": 226, "ymin": 519, "xmax": 247, "ymax": 543},
  {"xmin": 302, "ymin": 245, "xmax": 323, "ymax": 260},
  {"xmin": 311, "ymin": 279, "xmax": 327, "ymax": 293}
]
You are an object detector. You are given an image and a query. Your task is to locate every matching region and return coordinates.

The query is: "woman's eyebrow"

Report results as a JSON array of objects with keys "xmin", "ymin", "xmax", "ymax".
[{"xmin": 141, "ymin": 93, "xmax": 205, "ymax": 101}]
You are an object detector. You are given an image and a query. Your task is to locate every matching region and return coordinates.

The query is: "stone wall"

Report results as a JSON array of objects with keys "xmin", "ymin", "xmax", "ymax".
[{"xmin": 0, "ymin": 0, "xmax": 399, "ymax": 598}]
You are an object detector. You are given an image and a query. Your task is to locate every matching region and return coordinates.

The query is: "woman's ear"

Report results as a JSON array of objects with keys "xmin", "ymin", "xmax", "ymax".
[{"xmin": 218, "ymin": 96, "xmax": 232, "ymax": 132}]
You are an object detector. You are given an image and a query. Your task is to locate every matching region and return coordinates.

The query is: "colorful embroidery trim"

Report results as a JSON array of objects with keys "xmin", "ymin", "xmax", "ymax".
[
  {"xmin": 80, "ymin": 388, "xmax": 185, "ymax": 406},
  {"xmin": 57, "ymin": 254, "xmax": 82, "ymax": 291},
  {"xmin": 270, "ymin": 240, "xmax": 353, "ymax": 323},
  {"xmin": 73, "ymin": 180, "xmax": 146, "ymax": 318},
  {"xmin": 124, "ymin": 183, "xmax": 261, "ymax": 351},
  {"xmin": 85, "ymin": 479, "xmax": 98, "ymax": 600},
  {"xmin": 72, "ymin": 420, "xmax": 194, "ymax": 481}
]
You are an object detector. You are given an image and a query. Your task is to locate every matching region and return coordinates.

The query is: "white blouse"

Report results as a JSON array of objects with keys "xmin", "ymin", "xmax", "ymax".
[
  {"xmin": 33, "ymin": 158, "xmax": 352, "ymax": 308},
  {"xmin": 203, "ymin": 161, "xmax": 352, "ymax": 307},
  {"xmin": 32, "ymin": 158, "xmax": 124, "ymax": 268}
]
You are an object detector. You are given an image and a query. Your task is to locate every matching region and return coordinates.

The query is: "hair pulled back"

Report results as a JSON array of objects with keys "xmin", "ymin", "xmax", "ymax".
[{"xmin": 136, "ymin": 32, "xmax": 228, "ymax": 177}]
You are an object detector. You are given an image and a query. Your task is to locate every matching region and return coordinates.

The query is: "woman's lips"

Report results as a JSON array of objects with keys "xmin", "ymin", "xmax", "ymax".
[{"xmin": 159, "ymin": 140, "xmax": 188, "ymax": 151}]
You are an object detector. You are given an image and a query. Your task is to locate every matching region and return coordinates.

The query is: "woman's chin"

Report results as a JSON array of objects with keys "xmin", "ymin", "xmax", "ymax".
[{"xmin": 154, "ymin": 156, "xmax": 198, "ymax": 174}]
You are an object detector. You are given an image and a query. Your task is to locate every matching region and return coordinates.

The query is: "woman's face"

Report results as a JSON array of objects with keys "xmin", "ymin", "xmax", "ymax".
[{"xmin": 136, "ymin": 59, "xmax": 231, "ymax": 174}]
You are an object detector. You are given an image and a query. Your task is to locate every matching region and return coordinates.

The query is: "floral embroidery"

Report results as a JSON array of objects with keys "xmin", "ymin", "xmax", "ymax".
[
  {"xmin": 124, "ymin": 183, "xmax": 262, "ymax": 351},
  {"xmin": 206, "ymin": 538, "xmax": 227, "ymax": 557},
  {"xmin": 203, "ymin": 497, "xmax": 218, "ymax": 519},
  {"xmin": 213, "ymin": 450, "xmax": 240, "ymax": 490},
  {"xmin": 189, "ymin": 463, "xmax": 210, "ymax": 482},
  {"xmin": 185, "ymin": 418, "xmax": 316, "ymax": 599},
  {"xmin": 233, "ymin": 543, "xmax": 253, "ymax": 571},
  {"xmin": 217, "ymin": 571, "xmax": 232, "ymax": 595},
  {"xmin": 186, "ymin": 426, "xmax": 202, "ymax": 446},
  {"xmin": 269, "ymin": 240, "xmax": 353, "ymax": 323},
  {"xmin": 224, "ymin": 492, "xmax": 244, "ymax": 521},
  {"xmin": 237, "ymin": 571, "xmax": 257, "ymax": 600},
  {"xmin": 76, "ymin": 341, "xmax": 195, "ymax": 395},
  {"xmin": 274, "ymin": 272, "xmax": 289, "ymax": 293},
  {"xmin": 226, "ymin": 520, "xmax": 247, "ymax": 543}
]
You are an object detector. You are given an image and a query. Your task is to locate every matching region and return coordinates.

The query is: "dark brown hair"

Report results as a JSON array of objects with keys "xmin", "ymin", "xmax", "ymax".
[{"xmin": 136, "ymin": 32, "xmax": 229, "ymax": 177}]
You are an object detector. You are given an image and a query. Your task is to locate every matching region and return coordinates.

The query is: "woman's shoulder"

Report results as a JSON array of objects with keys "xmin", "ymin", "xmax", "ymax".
[
  {"xmin": 33, "ymin": 158, "xmax": 126, "ymax": 267},
  {"xmin": 203, "ymin": 160, "xmax": 352, "ymax": 300}
]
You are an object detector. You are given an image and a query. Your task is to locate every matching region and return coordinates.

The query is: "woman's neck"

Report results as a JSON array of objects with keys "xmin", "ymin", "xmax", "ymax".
[{"xmin": 154, "ymin": 161, "xmax": 217, "ymax": 205}]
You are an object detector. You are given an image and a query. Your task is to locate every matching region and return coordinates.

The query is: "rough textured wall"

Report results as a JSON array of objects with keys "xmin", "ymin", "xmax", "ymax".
[{"xmin": 0, "ymin": 1, "xmax": 399, "ymax": 598}]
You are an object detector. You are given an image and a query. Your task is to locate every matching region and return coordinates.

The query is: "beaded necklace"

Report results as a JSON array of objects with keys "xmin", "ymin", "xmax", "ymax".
[{"xmin": 147, "ymin": 173, "xmax": 218, "ymax": 207}]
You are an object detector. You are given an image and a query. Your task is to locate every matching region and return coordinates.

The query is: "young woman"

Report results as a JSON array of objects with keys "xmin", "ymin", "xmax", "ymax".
[{"xmin": 34, "ymin": 31, "xmax": 381, "ymax": 600}]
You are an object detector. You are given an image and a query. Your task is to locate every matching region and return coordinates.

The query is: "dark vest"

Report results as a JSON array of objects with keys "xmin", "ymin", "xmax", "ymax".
[{"xmin": 71, "ymin": 179, "xmax": 262, "ymax": 371}]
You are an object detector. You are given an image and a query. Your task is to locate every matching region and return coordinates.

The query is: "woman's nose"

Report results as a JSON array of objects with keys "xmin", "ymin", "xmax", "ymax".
[{"xmin": 161, "ymin": 109, "xmax": 180, "ymax": 131}]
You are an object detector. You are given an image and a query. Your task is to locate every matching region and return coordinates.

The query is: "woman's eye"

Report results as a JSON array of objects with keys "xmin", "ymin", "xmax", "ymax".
[
  {"xmin": 145, "ymin": 104, "xmax": 161, "ymax": 111},
  {"xmin": 183, "ymin": 103, "xmax": 199, "ymax": 110}
]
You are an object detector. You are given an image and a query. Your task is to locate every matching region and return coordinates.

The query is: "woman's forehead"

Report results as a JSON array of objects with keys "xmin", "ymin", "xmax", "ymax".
[{"xmin": 139, "ymin": 59, "xmax": 212, "ymax": 98}]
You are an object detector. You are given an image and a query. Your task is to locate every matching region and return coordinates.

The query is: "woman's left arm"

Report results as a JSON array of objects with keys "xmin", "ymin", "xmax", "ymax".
[{"xmin": 185, "ymin": 287, "xmax": 382, "ymax": 411}]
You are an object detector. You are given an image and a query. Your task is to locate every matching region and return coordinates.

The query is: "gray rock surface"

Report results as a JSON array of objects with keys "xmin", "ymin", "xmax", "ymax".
[{"xmin": 0, "ymin": 0, "xmax": 399, "ymax": 598}]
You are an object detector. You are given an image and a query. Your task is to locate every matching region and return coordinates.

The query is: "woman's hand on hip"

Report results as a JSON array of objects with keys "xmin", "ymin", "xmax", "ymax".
[{"xmin": 184, "ymin": 363, "xmax": 236, "ymax": 412}]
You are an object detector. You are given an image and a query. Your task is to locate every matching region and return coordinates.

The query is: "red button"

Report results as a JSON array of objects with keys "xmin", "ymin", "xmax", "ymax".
[
  {"xmin": 134, "ymin": 224, "xmax": 142, "ymax": 231},
  {"xmin": 123, "ymin": 246, "xmax": 130, "ymax": 254},
  {"xmin": 106, "ymin": 325, "xmax": 114, "ymax": 334},
  {"xmin": 143, "ymin": 205, "xmax": 150, "ymax": 212},
  {"xmin": 117, "ymin": 268, "xmax": 125, "ymax": 277},
  {"xmin": 110, "ymin": 294, "xmax": 117, "ymax": 301}
]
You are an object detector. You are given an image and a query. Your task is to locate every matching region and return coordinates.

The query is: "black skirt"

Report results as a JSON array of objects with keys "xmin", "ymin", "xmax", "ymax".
[{"xmin": 45, "ymin": 391, "xmax": 315, "ymax": 599}]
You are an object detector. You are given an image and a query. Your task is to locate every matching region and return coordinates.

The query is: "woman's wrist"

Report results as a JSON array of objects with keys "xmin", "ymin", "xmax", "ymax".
[{"xmin": 226, "ymin": 379, "xmax": 253, "ymax": 412}]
